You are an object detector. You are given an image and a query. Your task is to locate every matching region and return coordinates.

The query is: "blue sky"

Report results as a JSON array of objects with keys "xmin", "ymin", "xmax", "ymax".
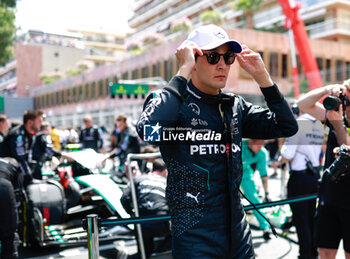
[{"xmin": 15, "ymin": 0, "xmax": 134, "ymax": 35}]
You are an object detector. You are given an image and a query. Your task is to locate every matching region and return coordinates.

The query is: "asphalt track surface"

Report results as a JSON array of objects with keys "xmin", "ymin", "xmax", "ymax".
[{"xmin": 20, "ymin": 167, "xmax": 346, "ymax": 259}]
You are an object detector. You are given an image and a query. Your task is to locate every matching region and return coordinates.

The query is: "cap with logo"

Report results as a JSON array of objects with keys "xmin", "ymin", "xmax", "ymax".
[{"xmin": 187, "ymin": 24, "xmax": 242, "ymax": 53}]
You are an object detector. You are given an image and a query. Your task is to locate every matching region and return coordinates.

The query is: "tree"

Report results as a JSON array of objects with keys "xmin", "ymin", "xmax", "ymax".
[
  {"xmin": 1, "ymin": 0, "xmax": 16, "ymax": 8},
  {"xmin": 229, "ymin": 0, "xmax": 263, "ymax": 29},
  {"xmin": 0, "ymin": 0, "xmax": 16, "ymax": 66},
  {"xmin": 200, "ymin": 10, "xmax": 224, "ymax": 26}
]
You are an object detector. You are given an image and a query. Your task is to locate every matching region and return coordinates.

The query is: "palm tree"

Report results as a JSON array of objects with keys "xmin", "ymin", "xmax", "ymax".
[{"xmin": 229, "ymin": 0, "xmax": 264, "ymax": 29}]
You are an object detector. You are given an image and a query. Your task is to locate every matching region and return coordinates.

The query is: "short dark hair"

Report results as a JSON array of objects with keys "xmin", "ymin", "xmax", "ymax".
[
  {"xmin": 152, "ymin": 158, "xmax": 167, "ymax": 172},
  {"xmin": 23, "ymin": 110, "xmax": 43, "ymax": 124},
  {"xmin": 0, "ymin": 114, "xmax": 8, "ymax": 123}
]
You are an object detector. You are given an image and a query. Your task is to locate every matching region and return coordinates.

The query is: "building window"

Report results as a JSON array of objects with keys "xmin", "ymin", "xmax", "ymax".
[
  {"xmin": 35, "ymin": 97, "xmax": 40, "ymax": 109},
  {"xmin": 122, "ymin": 72, "xmax": 128, "ymax": 80},
  {"xmin": 66, "ymin": 89, "xmax": 71, "ymax": 104},
  {"xmin": 142, "ymin": 66, "xmax": 149, "ymax": 78},
  {"xmin": 51, "ymin": 93, "xmax": 55, "ymax": 106},
  {"xmin": 152, "ymin": 62, "xmax": 160, "ymax": 77},
  {"xmin": 326, "ymin": 59, "xmax": 331, "ymax": 82},
  {"xmin": 269, "ymin": 52, "xmax": 279, "ymax": 77},
  {"xmin": 91, "ymin": 81, "xmax": 96, "ymax": 99},
  {"xmin": 104, "ymin": 79, "xmax": 109, "ymax": 97},
  {"xmin": 56, "ymin": 91, "xmax": 60, "ymax": 105},
  {"xmin": 72, "ymin": 87, "xmax": 77, "ymax": 103},
  {"xmin": 132, "ymin": 69, "xmax": 138, "ymax": 79},
  {"xmin": 346, "ymin": 62, "xmax": 350, "ymax": 79},
  {"xmin": 85, "ymin": 83, "xmax": 89, "ymax": 100},
  {"xmin": 79, "ymin": 85, "xmax": 83, "ymax": 102},
  {"xmin": 164, "ymin": 60, "xmax": 169, "ymax": 82},
  {"xmin": 98, "ymin": 80, "xmax": 104, "ymax": 97},
  {"xmin": 61, "ymin": 90, "xmax": 65, "ymax": 104},
  {"xmin": 44, "ymin": 95, "xmax": 48, "ymax": 107},
  {"xmin": 336, "ymin": 60, "xmax": 344, "ymax": 82},
  {"xmin": 316, "ymin": 57, "xmax": 324, "ymax": 81},
  {"xmin": 282, "ymin": 54, "xmax": 288, "ymax": 78}
]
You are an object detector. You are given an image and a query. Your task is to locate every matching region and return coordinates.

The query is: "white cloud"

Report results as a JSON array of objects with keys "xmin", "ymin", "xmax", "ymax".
[{"xmin": 15, "ymin": 0, "xmax": 134, "ymax": 35}]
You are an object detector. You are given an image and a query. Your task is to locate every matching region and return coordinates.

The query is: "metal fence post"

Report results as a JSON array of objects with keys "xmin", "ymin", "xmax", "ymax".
[
  {"xmin": 87, "ymin": 214, "xmax": 99, "ymax": 259},
  {"xmin": 127, "ymin": 152, "xmax": 161, "ymax": 259}
]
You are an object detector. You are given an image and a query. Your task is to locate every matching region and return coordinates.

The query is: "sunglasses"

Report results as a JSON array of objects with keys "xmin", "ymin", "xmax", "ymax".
[{"xmin": 196, "ymin": 51, "xmax": 236, "ymax": 65}]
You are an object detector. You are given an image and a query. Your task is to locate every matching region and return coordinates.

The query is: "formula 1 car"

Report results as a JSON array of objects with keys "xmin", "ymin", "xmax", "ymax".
[{"xmin": 17, "ymin": 149, "xmax": 134, "ymax": 247}]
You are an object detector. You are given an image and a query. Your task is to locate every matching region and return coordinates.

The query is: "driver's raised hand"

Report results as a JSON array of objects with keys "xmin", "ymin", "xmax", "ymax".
[
  {"xmin": 176, "ymin": 40, "xmax": 202, "ymax": 80},
  {"xmin": 236, "ymin": 44, "xmax": 273, "ymax": 88}
]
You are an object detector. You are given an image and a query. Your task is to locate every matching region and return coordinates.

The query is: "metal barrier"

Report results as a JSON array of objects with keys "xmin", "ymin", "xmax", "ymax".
[
  {"xmin": 87, "ymin": 214, "xmax": 100, "ymax": 259},
  {"xmin": 126, "ymin": 152, "xmax": 161, "ymax": 259},
  {"xmin": 85, "ymin": 192, "xmax": 318, "ymax": 259}
]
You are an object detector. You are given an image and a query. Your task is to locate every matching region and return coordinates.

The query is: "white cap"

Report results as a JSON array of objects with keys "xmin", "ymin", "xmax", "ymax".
[{"xmin": 187, "ymin": 24, "xmax": 242, "ymax": 53}]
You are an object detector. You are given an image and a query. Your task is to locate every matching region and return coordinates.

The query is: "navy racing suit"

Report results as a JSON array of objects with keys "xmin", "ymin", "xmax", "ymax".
[
  {"xmin": 137, "ymin": 76, "xmax": 298, "ymax": 259},
  {"xmin": 0, "ymin": 125, "xmax": 35, "ymax": 187},
  {"xmin": 32, "ymin": 132, "xmax": 62, "ymax": 179},
  {"xmin": 110, "ymin": 126, "xmax": 141, "ymax": 164},
  {"xmin": 79, "ymin": 127, "xmax": 103, "ymax": 152}
]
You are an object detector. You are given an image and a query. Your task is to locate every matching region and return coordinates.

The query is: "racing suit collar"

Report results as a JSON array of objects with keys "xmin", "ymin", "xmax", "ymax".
[{"xmin": 188, "ymin": 80, "xmax": 234, "ymax": 105}]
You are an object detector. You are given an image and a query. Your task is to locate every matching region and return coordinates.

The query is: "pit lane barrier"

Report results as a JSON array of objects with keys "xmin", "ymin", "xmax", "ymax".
[
  {"xmin": 86, "ymin": 194, "xmax": 318, "ymax": 259},
  {"xmin": 85, "ymin": 154, "xmax": 318, "ymax": 259},
  {"xmin": 84, "ymin": 152, "xmax": 162, "ymax": 259}
]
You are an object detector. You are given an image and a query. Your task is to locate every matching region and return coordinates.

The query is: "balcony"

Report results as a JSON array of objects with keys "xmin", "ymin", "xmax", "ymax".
[
  {"xmin": 0, "ymin": 59, "xmax": 16, "ymax": 77},
  {"xmin": 307, "ymin": 18, "xmax": 350, "ymax": 39},
  {"xmin": 129, "ymin": 0, "xmax": 173, "ymax": 27},
  {"xmin": 134, "ymin": 0, "xmax": 222, "ymax": 34},
  {"xmin": 84, "ymin": 55, "xmax": 117, "ymax": 63},
  {"xmin": 254, "ymin": 5, "xmax": 283, "ymax": 29},
  {"xmin": 297, "ymin": 0, "xmax": 329, "ymax": 9},
  {"xmin": 83, "ymin": 41, "xmax": 124, "ymax": 50},
  {"xmin": 131, "ymin": 0, "xmax": 154, "ymax": 13},
  {"xmin": 0, "ymin": 76, "xmax": 17, "ymax": 92}
]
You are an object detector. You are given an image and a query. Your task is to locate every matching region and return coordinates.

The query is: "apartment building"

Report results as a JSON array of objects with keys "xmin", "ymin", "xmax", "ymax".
[
  {"xmin": 68, "ymin": 26, "xmax": 127, "ymax": 66},
  {"xmin": 0, "ymin": 30, "xmax": 85, "ymax": 97},
  {"xmin": 0, "ymin": 59, "xmax": 16, "ymax": 95},
  {"xmin": 28, "ymin": 0, "xmax": 350, "ymax": 129},
  {"xmin": 32, "ymin": 27, "xmax": 350, "ymax": 129},
  {"xmin": 128, "ymin": 0, "xmax": 350, "ymax": 44}
]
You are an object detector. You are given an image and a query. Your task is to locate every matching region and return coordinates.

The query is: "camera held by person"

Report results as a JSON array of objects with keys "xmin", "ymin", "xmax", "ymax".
[
  {"xmin": 324, "ymin": 144, "xmax": 350, "ymax": 182},
  {"xmin": 323, "ymin": 91, "xmax": 350, "ymax": 111}
]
